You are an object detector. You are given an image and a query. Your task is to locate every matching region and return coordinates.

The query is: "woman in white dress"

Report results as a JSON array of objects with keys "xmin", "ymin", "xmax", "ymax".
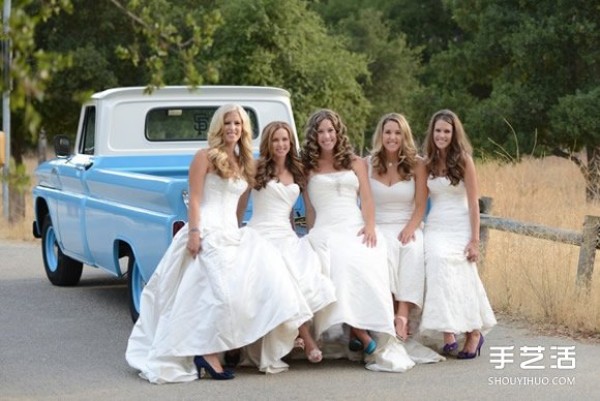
[
  {"xmin": 419, "ymin": 109, "xmax": 496, "ymax": 359},
  {"xmin": 365, "ymin": 113, "xmax": 428, "ymax": 342},
  {"xmin": 301, "ymin": 109, "xmax": 414, "ymax": 372},
  {"xmin": 241, "ymin": 121, "xmax": 337, "ymax": 364},
  {"xmin": 126, "ymin": 105, "xmax": 310, "ymax": 383}
]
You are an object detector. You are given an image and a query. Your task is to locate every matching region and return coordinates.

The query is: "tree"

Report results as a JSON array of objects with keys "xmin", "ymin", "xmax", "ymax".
[
  {"xmin": 1, "ymin": 0, "xmax": 73, "ymax": 221},
  {"xmin": 207, "ymin": 0, "xmax": 371, "ymax": 149},
  {"xmin": 329, "ymin": 8, "xmax": 424, "ymax": 146},
  {"xmin": 1, "ymin": 0, "xmax": 222, "ymax": 221},
  {"xmin": 423, "ymin": 0, "xmax": 600, "ymax": 199}
]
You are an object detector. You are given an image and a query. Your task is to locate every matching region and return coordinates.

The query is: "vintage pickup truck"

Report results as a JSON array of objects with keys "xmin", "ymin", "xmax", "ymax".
[{"xmin": 32, "ymin": 86, "xmax": 302, "ymax": 321}]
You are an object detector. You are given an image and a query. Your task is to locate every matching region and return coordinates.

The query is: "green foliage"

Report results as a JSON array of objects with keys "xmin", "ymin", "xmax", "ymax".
[
  {"xmin": 334, "ymin": 9, "xmax": 423, "ymax": 148},
  {"xmin": 1, "ymin": 0, "xmax": 73, "ymax": 159},
  {"xmin": 109, "ymin": 0, "xmax": 223, "ymax": 89},
  {"xmin": 0, "ymin": 158, "xmax": 30, "ymax": 193},
  {"xmin": 551, "ymin": 87, "xmax": 600, "ymax": 149},
  {"xmin": 208, "ymin": 0, "xmax": 371, "ymax": 150},
  {"xmin": 424, "ymin": 0, "xmax": 600, "ymax": 162}
]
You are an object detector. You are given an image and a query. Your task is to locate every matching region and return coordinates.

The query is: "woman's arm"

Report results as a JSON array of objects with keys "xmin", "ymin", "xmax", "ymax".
[
  {"xmin": 302, "ymin": 185, "xmax": 316, "ymax": 231},
  {"xmin": 237, "ymin": 188, "xmax": 251, "ymax": 227},
  {"xmin": 353, "ymin": 157, "xmax": 377, "ymax": 247},
  {"xmin": 463, "ymin": 154, "xmax": 480, "ymax": 262},
  {"xmin": 399, "ymin": 157, "xmax": 428, "ymax": 245},
  {"xmin": 187, "ymin": 149, "xmax": 210, "ymax": 258}
]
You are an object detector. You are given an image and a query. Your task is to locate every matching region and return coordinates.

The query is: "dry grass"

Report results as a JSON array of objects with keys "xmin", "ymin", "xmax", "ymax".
[
  {"xmin": 2, "ymin": 155, "xmax": 600, "ymax": 338},
  {"xmin": 478, "ymin": 156, "xmax": 600, "ymax": 340}
]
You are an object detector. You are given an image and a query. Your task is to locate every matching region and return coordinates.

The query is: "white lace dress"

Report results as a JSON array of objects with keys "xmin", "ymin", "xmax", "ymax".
[
  {"xmin": 420, "ymin": 177, "xmax": 497, "ymax": 347},
  {"xmin": 306, "ymin": 170, "xmax": 415, "ymax": 372},
  {"xmin": 126, "ymin": 173, "xmax": 311, "ymax": 383}
]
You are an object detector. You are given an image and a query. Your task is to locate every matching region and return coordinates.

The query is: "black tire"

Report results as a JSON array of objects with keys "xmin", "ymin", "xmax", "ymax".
[
  {"xmin": 41, "ymin": 215, "xmax": 83, "ymax": 286},
  {"xmin": 127, "ymin": 251, "xmax": 144, "ymax": 322}
]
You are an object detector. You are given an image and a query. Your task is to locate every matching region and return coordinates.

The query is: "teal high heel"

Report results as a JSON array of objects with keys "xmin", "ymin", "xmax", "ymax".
[{"xmin": 364, "ymin": 339, "xmax": 377, "ymax": 355}]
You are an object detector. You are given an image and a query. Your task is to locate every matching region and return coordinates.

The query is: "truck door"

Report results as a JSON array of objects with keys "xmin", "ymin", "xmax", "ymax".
[{"xmin": 52, "ymin": 106, "xmax": 95, "ymax": 263}]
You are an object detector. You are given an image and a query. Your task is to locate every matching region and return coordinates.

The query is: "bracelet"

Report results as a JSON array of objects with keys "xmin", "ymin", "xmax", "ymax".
[{"xmin": 189, "ymin": 227, "xmax": 200, "ymax": 233}]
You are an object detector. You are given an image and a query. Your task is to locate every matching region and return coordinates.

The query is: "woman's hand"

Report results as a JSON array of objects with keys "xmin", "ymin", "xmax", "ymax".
[
  {"xmin": 357, "ymin": 225, "xmax": 377, "ymax": 248},
  {"xmin": 398, "ymin": 226, "xmax": 416, "ymax": 245},
  {"xmin": 464, "ymin": 239, "xmax": 479, "ymax": 263},
  {"xmin": 187, "ymin": 231, "xmax": 202, "ymax": 258}
]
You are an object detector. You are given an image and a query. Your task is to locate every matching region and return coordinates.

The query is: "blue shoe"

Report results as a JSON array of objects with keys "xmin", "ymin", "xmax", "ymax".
[
  {"xmin": 194, "ymin": 355, "xmax": 234, "ymax": 380},
  {"xmin": 349, "ymin": 338, "xmax": 364, "ymax": 352},
  {"xmin": 364, "ymin": 339, "xmax": 377, "ymax": 355}
]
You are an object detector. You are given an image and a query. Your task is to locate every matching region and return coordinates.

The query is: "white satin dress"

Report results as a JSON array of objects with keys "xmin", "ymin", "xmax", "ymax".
[
  {"xmin": 246, "ymin": 180, "xmax": 336, "ymax": 314},
  {"xmin": 420, "ymin": 177, "xmax": 497, "ymax": 346},
  {"xmin": 306, "ymin": 170, "xmax": 415, "ymax": 372},
  {"xmin": 126, "ymin": 173, "xmax": 311, "ymax": 383},
  {"xmin": 368, "ymin": 163, "xmax": 425, "ymax": 309},
  {"xmin": 368, "ymin": 162, "xmax": 444, "ymax": 364}
]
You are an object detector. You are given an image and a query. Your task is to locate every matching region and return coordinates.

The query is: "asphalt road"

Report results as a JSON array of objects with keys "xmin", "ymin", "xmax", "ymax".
[{"xmin": 1, "ymin": 239, "xmax": 598, "ymax": 401}]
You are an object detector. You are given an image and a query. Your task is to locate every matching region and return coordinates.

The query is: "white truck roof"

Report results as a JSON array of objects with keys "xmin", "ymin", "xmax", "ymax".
[{"xmin": 79, "ymin": 86, "xmax": 297, "ymax": 156}]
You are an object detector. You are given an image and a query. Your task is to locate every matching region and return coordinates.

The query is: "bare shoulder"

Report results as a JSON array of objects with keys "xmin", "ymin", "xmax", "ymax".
[{"xmin": 351, "ymin": 155, "xmax": 367, "ymax": 173}]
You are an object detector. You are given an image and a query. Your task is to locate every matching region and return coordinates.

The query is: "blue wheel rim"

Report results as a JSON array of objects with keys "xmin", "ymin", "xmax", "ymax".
[
  {"xmin": 131, "ymin": 259, "xmax": 145, "ymax": 314},
  {"xmin": 44, "ymin": 226, "xmax": 59, "ymax": 273}
]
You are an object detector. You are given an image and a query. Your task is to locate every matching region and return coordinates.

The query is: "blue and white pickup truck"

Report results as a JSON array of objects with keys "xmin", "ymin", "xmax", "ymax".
[{"xmin": 32, "ymin": 86, "xmax": 302, "ymax": 321}]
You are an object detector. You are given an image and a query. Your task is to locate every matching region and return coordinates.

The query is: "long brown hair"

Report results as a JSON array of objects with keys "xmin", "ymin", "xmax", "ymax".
[
  {"xmin": 423, "ymin": 109, "xmax": 472, "ymax": 186},
  {"xmin": 301, "ymin": 109, "xmax": 354, "ymax": 172},
  {"xmin": 254, "ymin": 121, "xmax": 306, "ymax": 190}
]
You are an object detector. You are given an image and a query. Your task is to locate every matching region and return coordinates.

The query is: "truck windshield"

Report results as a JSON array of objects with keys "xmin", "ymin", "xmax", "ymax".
[{"xmin": 145, "ymin": 106, "xmax": 259, "ymax": 141}]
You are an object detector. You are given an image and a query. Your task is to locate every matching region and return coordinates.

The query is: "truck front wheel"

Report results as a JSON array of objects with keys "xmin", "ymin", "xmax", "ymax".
[
  {"xmin": 41, "ymin": 215, "xmax": 83, "ymax": 286},
  {"xmin": 127, "ymin": 252, "xmax": 145, "ymax": 322}
]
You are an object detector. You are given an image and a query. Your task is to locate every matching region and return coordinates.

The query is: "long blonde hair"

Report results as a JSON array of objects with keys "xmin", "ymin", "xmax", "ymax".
[
  {"xmin": 207, "ymin": 104, "xmax": 255, "ymax": 184},
  {"xmin": 370, "ymin": 113, "xmax": 417, "ymax": 179}
]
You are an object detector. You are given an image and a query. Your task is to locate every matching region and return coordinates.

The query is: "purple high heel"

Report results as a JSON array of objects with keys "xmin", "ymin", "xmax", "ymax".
[
  {"xmin": 457, "ymin": 334, "xmax": 484, "ymax": 360},
  {"xmin": 442, "ymin": 341, "xmax": 458, "ymax": 355}
]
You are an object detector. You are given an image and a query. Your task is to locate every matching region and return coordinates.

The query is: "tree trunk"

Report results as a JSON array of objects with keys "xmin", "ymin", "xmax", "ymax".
[
  {"xmin": 8, "ymin": 182, "xmax": 26, "ymax": 224},
  {"xmin": 585, "ymin": 147, "xmax": 600, "ymax": 202}
]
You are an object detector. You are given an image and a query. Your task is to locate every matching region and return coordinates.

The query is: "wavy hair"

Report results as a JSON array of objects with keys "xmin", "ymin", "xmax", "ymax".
[
  {"xmin": 206, "ymin": 104, "xmax": 255, "ymax": 185},
  {"xmin": 254, "ymin": 121, "xmax": 306, "ymax": 190},
  {"xmin": 370, "ymin": 113, "xmax": 417, "ymax": 179},
  {"xmin": 301, "ymin": 109, "xmax": 354, "ymax": 172},
  {"xmin": 423, "ymin": 109, "xmax": 472, "ymax": 186}
]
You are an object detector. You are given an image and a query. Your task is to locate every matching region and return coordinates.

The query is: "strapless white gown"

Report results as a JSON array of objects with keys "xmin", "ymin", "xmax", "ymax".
[
  {"xmin": 306, "ymin": 170, "xmax": 415, "ymax": 372},
  {"xmin": 420, "ymin": 177, "xmax": 496, "ymax": 348},
  {"xmin": 369, "ymin": 163, "xmax": 443, "ymax": 364},
  {"xmin": 247, "ymin": 180, "xmax": 336, "ymax": 314},
  {"xmin": 369, "ymin": 173, "xmax": 425, "ymax": 309},
  {"xmin": 126, "ymin": 174, "xmax": 311, "ymax": 383}
]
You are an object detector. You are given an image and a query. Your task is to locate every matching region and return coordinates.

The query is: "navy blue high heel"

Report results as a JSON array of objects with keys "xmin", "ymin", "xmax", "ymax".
[
  {"xmin": 194, "ymin": 355, "xmax": 234, "ymax": 380},
  {"xmin": 457, "ymin": 334, "xmax": 484, "ymax": 360}
]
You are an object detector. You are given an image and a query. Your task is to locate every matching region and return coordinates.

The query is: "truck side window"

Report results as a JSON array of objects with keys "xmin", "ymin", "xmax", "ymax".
[
  {"xmin": 80, "ymin": 107, "xmax": 96, "ymax": 155},
  {"xmin": 145, "ymin": 107, "xmax": 259, "ymax": 141}
]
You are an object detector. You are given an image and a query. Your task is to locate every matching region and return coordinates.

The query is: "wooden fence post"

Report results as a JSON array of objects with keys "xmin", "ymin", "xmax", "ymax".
[
  {"xmin": 478, "ymin": 196, "xmax": 493, "ymax": 273},
  {"xmin": 576, "ymin": 215, "xmax": 600, "ymax": 288}
]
